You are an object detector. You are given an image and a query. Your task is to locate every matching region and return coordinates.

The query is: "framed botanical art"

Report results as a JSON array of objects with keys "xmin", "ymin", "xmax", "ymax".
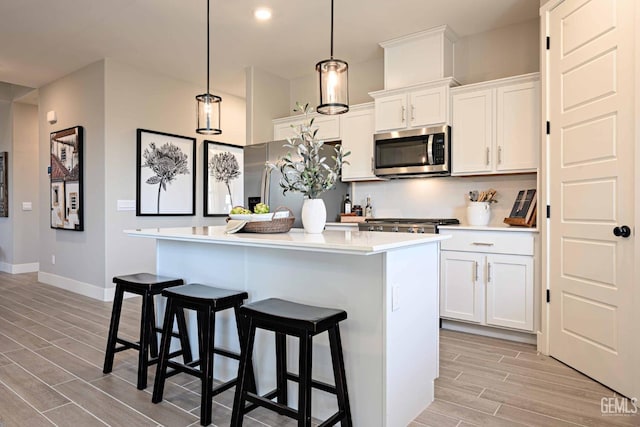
[
  {"xmin": 204, "ymin": 140, "xmax": 244, "ymax": 216},
  {"xmin": 0, "ymin": 152, "xmax": 7, "ymax": 217},
  {"xmin": 50, "ymin": 126, "xmax": 83, "ymax": 230},
  {"xmin": 136, "ymin": 129, "xmax": 196, "ymax": 216}
]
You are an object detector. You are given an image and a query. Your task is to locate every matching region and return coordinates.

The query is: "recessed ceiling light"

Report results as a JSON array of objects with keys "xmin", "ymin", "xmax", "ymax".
[{"xmin": 254, "ymin": 7, "xmax": 272, "ymax": 21}]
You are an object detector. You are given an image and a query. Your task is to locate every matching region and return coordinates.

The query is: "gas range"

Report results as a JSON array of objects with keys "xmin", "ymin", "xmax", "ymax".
[{"xmin": 358, "ymin": 218, "xmax": 460, "ymax": 234}]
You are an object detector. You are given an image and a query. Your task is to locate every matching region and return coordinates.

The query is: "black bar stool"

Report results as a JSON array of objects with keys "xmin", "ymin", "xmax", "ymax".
[
  {"xmin": 152, "ymin": 284, "xmax": 251, "ymax": 426},
  {"xmin": 230, "ymin": 298, "xmax": 352, "ymax": 427},
  {"xmin": 103, "ymin": 273, "xmax": 192, "ymax": 390}
]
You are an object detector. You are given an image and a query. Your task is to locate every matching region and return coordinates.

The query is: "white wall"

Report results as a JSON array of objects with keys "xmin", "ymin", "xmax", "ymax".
[
  {"xmin": 11, "ymin": 103, "xmax": 39, "ymax": 265},
  {"xmin": 455, "ymin": 18, "xmax": 540, "ymax": 85},
  {"xmin": 353, "ymin": 174, "xmax": 537, "ymax": 226},
  {"xmin": 104, "ymin": 59, "xmax": 245, "ymax": 293},
  {"xmin": 245, "ymin": 66, "xmax": 290, "ymax": 144},
  {"xmin": 38, "ymin": 60, "xmax": 107, "ymax": 296}
]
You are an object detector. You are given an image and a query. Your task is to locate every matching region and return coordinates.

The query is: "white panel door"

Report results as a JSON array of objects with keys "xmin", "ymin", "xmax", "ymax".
[
  {"xmin": 486, "ymin": 254, "xmax": 534, "ymax": 331},
  {"xmin": 496, "ymin": 81, "xmax": 540, "ymax": 172},
  {"xmin": 451, "ymin": 89, "xmax": 493, "ymax": 175},
  {"xmin": 410, "ymin": 86, "xmax": 447, "ymax": 127},
  {"xmin": 548, "ymin": 0, "xmax": 635, "ymax": 397},
  {"xmin": 340, "ymin": 107, "xmax": 378, "ymax": 181},
  {"xmin": 440, "ymin": 251, "xmax": 483, "ymax": 323}
]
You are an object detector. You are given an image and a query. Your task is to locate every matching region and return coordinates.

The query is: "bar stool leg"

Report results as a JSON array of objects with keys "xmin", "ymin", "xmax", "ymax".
[
  {"xmin": 148, "ymin": 298, "xmax": 159, "ymax": 359},
  {"xmin": 329, "ymin": 325, "xmax": 352, "ymax": 426},
  {"xmin": 297, "ymin": 332, "xmax": 313, "ymax": 427},
  {"xmin": 234, "ymin": 306, "xmax": 256, "ymax": 393},
  {"xmin": 175, "ymin": 308, "xmax": 193, "ymax": 364},
  {"xmin": 230, "ymin": 316, "xmax": 256, "ymax": 427},
  {"xmin": 137, "ymin": 291, "xmax": 154, "ymax": 389},
  {"xmin": 275, "ymin": 332, "xmax": 288, "ymax": 405},
  {"xmin": 103, "ymin": 286, "xmax": 124, "ymax": 374},
  {"xmin": 152, "ymin": 297, "xmax": 176, "ymax": 403},
  {"xmin": 198, "ymin": 307, "xmax": 215, "ymax": 426}
]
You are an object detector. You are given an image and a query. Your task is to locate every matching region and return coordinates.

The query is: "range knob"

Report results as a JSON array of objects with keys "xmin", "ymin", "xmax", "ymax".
[
  {"xmin": 391, "ymin": 226, "xmax": 399, "ymax": 232},
  {"xmin": 376, "ymin": 226, "xmax": 384, "ymax": 231},
  {"xmin": 407, "ymin": 227, "xmax": 416, "ymax": 233},
  {"xmin": 368, "ymin": 226, "xmax": 375, "ymax": 232}
]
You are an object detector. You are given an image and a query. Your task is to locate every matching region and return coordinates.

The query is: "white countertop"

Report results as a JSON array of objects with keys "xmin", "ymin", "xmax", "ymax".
[
  {"xmin": 440, "ymin": 224, "xmax": 539, "ymax": 232},
  {"xmin": 126, "ymin": 226, "xmax": 449, "ymax": 255}
]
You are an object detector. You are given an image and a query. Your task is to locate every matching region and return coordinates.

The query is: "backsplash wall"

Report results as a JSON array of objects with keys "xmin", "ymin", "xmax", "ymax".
[{"xmin": 352, "ymin": 174, "xmax": 538, "ymax": 226}]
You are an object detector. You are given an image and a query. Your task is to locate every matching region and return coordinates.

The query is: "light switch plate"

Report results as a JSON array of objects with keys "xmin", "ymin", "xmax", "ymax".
[
  {"xmin": 117, "ymin": 200, "xmax": 136, "ymax": 211},
  {"xmin": 22, "ymin": 202, "xmax": 33, "ymax": 211}
]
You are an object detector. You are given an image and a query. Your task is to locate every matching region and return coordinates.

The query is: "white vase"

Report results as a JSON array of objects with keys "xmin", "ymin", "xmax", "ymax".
[
  {"xmin": 301, "ymin": 198, "xmax": 326, "ymax": 233},
  {"xmin": 467, "ymin": 201, "xmax": 491, "ymax": 226}
]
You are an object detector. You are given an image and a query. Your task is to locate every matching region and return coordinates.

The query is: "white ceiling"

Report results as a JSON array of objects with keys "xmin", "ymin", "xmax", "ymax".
[{"xmin": 0, "ymin": 0, "xmax": 539, "ymax": 98}]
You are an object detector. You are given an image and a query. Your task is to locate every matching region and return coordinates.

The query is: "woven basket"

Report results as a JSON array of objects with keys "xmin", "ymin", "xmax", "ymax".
[{"xmin": 234, "ymin": 206, "xmax": 295, "ymax": 234}]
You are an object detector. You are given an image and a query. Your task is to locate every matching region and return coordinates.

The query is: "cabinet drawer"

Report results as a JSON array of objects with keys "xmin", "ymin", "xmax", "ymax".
[{"xmin": 440, "ymin": 230, "xmax": 534, "ymax": 255}]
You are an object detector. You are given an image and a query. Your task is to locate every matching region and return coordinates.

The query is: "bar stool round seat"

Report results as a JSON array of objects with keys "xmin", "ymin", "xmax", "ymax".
[
  {"xmin": 103, "ymin": 273, "xmax": 192, "ymax": 390},
  {"xmin": 152, "ymin": 284, "xmax": 250, "ymax": 427},
  {"xmin": 230, "ymin": 298, "xmax": 352, "ymax": 427}
]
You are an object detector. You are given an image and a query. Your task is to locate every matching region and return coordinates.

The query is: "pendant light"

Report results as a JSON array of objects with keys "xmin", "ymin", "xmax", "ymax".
[
  {"xmin": 196, "ymin": 0, "xmax": 222, "ymax": 135},
  {"xmin": 316, "ymin": 0, "xmax": 349, "ymax": 115}
]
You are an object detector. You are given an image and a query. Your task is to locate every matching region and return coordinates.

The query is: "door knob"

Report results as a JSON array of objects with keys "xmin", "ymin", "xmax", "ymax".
[{"xmin": 613, "ymin": 225, "xmax": 631, "ymax": 238}]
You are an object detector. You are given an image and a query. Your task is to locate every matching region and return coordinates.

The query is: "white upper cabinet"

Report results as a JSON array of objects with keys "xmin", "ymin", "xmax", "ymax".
[
  {"xmin": 370, "ymin": 79, "xmax": 455, "ymax": 132},
  {"xmin": 273, "ymin": 114, "xmax": 340, "ymax": 142},
  {"xmin": 340, "ymin": 104, "xmax": 380, "ymax": 182},
  {"xmin": 451, "ymin": 73, "xmax": 540, "ymax": 176}
]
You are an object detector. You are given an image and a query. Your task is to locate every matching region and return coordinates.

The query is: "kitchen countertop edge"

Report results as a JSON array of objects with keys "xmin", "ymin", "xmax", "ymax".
[{"xmin": 439, "ymin": 224, "xmax": 539, "ymax": 232}]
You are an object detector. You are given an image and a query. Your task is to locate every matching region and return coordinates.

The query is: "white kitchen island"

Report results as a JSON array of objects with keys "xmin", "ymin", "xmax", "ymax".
[{"xmin": 126, "ymin": 226, "xmax": 449, "ymax": 426}]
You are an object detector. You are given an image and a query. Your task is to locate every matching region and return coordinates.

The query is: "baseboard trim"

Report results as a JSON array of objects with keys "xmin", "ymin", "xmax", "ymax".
[
  {"xmin": 0, "ymin": 262, "xmax": 40, "ymax": 274},
  {"xmin": 441, "ymin": 319, "xmax": 537, "ymax": 344},
  {"xmin": 37, "ymin": 271, "xmax": 114, "ymax": 302}
]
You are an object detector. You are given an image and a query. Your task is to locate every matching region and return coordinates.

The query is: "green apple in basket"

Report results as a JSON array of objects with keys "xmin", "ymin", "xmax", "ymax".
[
  {"xmin": 230, "ymin": 206, "xmax": 252, "ymax": 215},
  {"xmin": 253, "ymin": 203, "xmax": 269, "ymax": 214}
]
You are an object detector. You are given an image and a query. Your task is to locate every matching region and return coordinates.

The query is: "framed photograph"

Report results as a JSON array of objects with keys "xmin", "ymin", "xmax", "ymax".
[
  {"xmin": 50, "ymin": 126, "xmax": 83, "ymax": 230},
  {"xmin": 137, "ymin": 129, "xmax": 196, "ymax": 216},
  {"xmin": 0, "ymin": 152, "xmax": 7, "ymax": 217},
  {"xmin": 204, "ymin": 140, "xmax": 244, "ymax": 216}
]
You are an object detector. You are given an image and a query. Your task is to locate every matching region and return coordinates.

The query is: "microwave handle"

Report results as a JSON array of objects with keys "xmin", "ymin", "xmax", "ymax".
[{"xmin": 427, "ymin": 134, "xmax": 434, "ymax": 165}]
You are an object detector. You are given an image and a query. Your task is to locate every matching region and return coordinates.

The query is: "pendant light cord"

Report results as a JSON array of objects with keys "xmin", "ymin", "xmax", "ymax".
[
  {"xmin": 206, "ymin": 0, "xmax": 210, "ymax": 95},
  {"xmin": 330, "ymin": 0, "xmax": 334, "ymax": 59}
]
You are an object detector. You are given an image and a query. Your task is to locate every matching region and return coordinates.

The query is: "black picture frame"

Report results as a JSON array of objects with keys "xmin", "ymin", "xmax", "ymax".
[
  {"xmin": 0, "ymin": 152, "xmax": 7, "ymax": 217},
  {"xmin": 203, "ymin": 140, "xmax": 244, "ymax": 216},
  {"xmin": 136, "ymin": 129, "xmax": 196, "ymax": 216},
  {"xmin": 50, "ymin": 126, "xmax": 83, "ymax": 231}
]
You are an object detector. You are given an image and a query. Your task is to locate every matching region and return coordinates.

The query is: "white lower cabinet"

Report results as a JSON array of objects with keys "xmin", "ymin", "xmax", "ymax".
[{"xmin": 440, "ymin": 229, "xmax": 535, "ymax": 332}]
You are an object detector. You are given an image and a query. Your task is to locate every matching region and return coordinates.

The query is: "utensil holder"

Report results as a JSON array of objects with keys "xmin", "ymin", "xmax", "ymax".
[{"xmin": 467, "ymin": 202, "xmax": 491, "ymax": 226}]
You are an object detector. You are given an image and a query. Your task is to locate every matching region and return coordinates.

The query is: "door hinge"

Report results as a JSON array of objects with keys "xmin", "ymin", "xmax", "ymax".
[
  {"xmin": 546, "ymin": 205, "xmax": 551, "ymax": 219},
  {"xmin": 546, "ymin": 36, "xmax": 550, "ymax": 50},
  {"xmin": 546, "ymin": 121, "xmax": 551, "ymax": 135},
  {"xmin": 546, "ymin": 289, "xmax": 551, "ymax": 303}
]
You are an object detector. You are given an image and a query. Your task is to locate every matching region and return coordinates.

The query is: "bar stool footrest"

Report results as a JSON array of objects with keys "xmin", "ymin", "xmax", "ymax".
[
  {"xmin": 284, "ymin": 372, "xmax": 337, "ymax": 395},
  {"xmin": 245, "ymin": 392, "xmax": 297, "ymax": 418},
  {"xmin": 317, "ymin": 411, "xmax": 346, "ymax": 427}
]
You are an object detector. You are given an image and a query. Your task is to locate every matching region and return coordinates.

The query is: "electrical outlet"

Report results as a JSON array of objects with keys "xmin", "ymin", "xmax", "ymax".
[
  {"xmin": 51, "ymin": 255, "xmax": 56, "ymax": 265},
  {"xmin": 392, "ymin": 285, "xmax": 400, "ymax": 311}
]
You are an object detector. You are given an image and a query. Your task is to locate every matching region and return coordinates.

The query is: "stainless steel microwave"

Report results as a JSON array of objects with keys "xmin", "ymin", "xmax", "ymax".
[{"xmin": 374, "ymin": 125, "xmax": 451, "ymax": 178}]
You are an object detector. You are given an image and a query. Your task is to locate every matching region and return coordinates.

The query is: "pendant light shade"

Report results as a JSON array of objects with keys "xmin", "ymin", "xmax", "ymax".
[
  {"xmin": 316, "ymin": 0, "xmax": 349, "ymax": 115},
  {"xmin": 196, "ymin": 0, "xmax": 222, "ymax": 135}
]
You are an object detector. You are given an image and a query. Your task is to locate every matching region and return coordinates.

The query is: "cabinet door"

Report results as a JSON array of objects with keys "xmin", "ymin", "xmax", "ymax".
[
  {"xmin": 496, "ymin": 81, "xmax": 539, "ymax": 172},
  {"xmin": 451, "ymin": 89, "xmax": 494, "ymax": 175},
  {"xmin": 485, "ymin": 254, "xmax": 534, "ymax": 331},
  {"xmin": 340, "ymin": 107, "xmax": 379, "ymax": 181},
  {"xmin": 410, "ymin": 86, "xmax": 447, "ymax": 127},
  {"xmin": 440, "ymin": 251, "xmax": 484, "ymax": 323},
  {"xmin": 374, "ymin": 94, "xmax": 407, "ymax": 132},
  {"xmin": 313, "ymin": 115, "xmax": 341, "ymax": 141},
  {"xmin": 274, "ymin": 119, "xmax": 304, "ymax": 141}
]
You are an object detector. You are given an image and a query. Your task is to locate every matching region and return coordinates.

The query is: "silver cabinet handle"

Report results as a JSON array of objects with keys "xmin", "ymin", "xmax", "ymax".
[
  {"xmin": 498, "ymin": 146, "xmax": 502, "ymax": 164},
  {"xmin": 401, "ymin": 106, "xmax": 406, "ymax": 123},
  {"xmin": 474, "ymin": 261, "xmax": 478, "ymax": 282},
  {"xmin": 411, "ymin": 104, "xmax": 415, "ymax": 122},
  {"xmin": 487, "ymin": 263, "xmax": 492, "ymax": 282},
  {"xmin": 486, "ymin": 147, "xmax": 490, "ymax": 165},
  {"xmin": 472, "ymin": 242, "xmax": 494, "ymax": 246}
]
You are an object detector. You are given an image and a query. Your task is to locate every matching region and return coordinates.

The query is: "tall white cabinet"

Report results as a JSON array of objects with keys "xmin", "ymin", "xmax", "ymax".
[{"xmin": 451, "ymin": 73, "xmax": 540, "ymax": 176}]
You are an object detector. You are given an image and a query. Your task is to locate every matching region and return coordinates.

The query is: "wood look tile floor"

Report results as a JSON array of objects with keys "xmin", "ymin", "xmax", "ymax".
[{"xmin": 0, "ymin": 272, "xmax": 637, "ymax": 426}]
